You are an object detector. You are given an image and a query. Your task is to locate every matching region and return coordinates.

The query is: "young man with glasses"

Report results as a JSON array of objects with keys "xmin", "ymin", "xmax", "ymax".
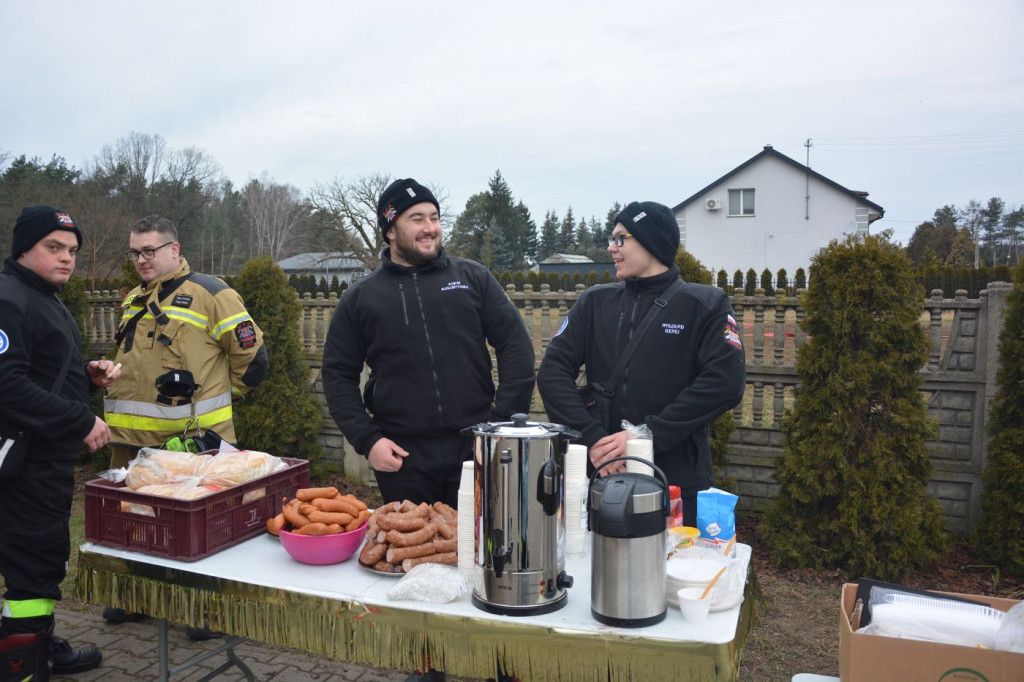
[
  {"xmin": 538, "ymin": 201, "xmax": 746, "ymax": 527},
  {"xmin": 100, "ymin": 216, "xmax": 268, "ymax": 632}
]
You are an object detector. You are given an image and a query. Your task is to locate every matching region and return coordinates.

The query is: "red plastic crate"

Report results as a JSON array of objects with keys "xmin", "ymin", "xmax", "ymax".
[{"xmin": 84, "ymin": 457, "xmax": 309, "ymax": 561}]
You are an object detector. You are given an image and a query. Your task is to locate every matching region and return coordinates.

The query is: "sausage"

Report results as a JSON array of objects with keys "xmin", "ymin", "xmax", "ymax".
[
  {"xmin": 386, "ymin": 537, "xmax": 457, "ymax": 563},
  {"xmin": 266, "ymin": 513, "xmax": 285, "ymax": 536},
  {"xmin": 401, "ymin": 551, "xmax": 457, "ymax": 572},
  {"xmin": 372, "ymin": 560, "xmax": 397, "ymax": 573},
  {"xmin": 377, "ymin": 514, "xmax": 428, "ymax": 532},
  {"xmin": 342, "ymin": 494, "xmax": 368, "ymax": 512},
  {"xmin": 345, "ymin": 510, "xmax": 370, "ymax": 532},
  {"xmin": 294, "ymin": 522, "xmax": 330, "ymax": 536},
  {"xmin": 308, "ymin": 510, "xmax": 354, "ymax": 526},
  {"xmin": 434, "ymin": 516, "xmax": 457, "ymax": 540},
  {"xmin": 313, "ymin": 497, "xmax": 359, "ymax": 515},
  {"xmin": 385, "ymin": 521, "xmax": 439, "ymax": 548},
  {"xmin": 324, "ymin": 523, "xmax": 343, "ymax": 534},
  {"xmin": 295, "ymin": 487, "xmax": 339, "ymax": 502},
  {"xmin": 359, "ymin": 538, "xmax": 388, "ymax": 565},
  {"xmin": 282, "ymin": 502, "xmax": 311, "ymax": 529}
]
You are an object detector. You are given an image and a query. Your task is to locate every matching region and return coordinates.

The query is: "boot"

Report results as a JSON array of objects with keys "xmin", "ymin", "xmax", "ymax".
[
  {"xmin": 46, "ymin": 623, "xmax": 101, "ymax": 676},
  {"xmin": 0, "ymin": 630, "xmax": 49, "ymax": 681}
]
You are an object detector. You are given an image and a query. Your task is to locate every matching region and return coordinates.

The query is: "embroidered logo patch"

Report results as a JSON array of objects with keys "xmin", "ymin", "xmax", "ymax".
[
  {"xmin": 235, "ymin": 320, "xmax": 257, "ymax": 349},
  {"xmin": 0, "ymin": 329, "xmax": 8, "ymax": 354},
  {"xmin": 382, "ymin": 205, "xmax": 398, "ymax": 223},
  {"xmin": 406, "ymin": 187, "xmax": 417, "ymax": 198},
  {"xmin": 172, "ymin": 294, "xmax": 193, "ymax": 308},
  {"xmin": 662, "ymin": 322, "xmax": 685, "ymax": 335},
  {"xmin": 55, "ymin": 211, "xmax": 76, "ymax": 227},
  {"xmin": 724, "ymin": 315, "xmax": 743, "ymax": 349},
  {"xmin": 633, "ymin": 211, "xmax": 647, "ymax": 222}
]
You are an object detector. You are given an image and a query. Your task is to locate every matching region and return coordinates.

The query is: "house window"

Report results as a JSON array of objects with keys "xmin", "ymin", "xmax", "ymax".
[{"xmin": 728, "ymin": 189, "xmax": 755, "ymax": 216}]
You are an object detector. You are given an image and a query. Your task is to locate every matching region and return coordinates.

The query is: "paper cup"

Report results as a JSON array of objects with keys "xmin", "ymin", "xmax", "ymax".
[
  {"xmin": 677, "ymin": 587, "xmax": 712, "ymax": 623},
  {"xmin": 459, "ymin": 460, "xmax": 474, "ymax": 495}
]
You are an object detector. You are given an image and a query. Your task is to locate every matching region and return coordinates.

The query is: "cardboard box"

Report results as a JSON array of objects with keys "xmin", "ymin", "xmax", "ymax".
[{"xmin": 839, "ymin": 582, "xmax": 1023, "ymax": 682}]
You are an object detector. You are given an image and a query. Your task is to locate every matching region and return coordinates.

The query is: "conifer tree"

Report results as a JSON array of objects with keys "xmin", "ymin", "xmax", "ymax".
[
  {"xmin": 761, "ymin": 234, "xmax": 948, "ymax": 579},
  {"xmin": 233, "ymin": 257, "xmax": 323, "ymax": 463},
  {"xmin": 974, "ymin": 262, "xmax": 1024, "ymax": 575}
]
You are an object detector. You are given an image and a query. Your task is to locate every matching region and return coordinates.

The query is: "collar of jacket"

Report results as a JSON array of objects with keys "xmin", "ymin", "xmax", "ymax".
[
  {"xmin": 623, "ymin": 265, "xmax": 681, "ymax": 295},
  {"xmin": 141, "ymin": 257, "xmax": 191, "ymax": 294},
  {"xmin": 2, "ymin": 255, "xmax": 61, "ymax": 295},
  {"xmin": 381, "ymin": 246, "xmax": 449, "ymax": 275}
]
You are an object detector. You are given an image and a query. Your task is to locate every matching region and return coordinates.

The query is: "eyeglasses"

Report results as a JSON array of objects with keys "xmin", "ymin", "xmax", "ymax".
[
  {"xmin": 607, "ymin": 233, "xmax": 633, "ymax": 248},
  {"xmin": 125, "ymin": 241, "xmax": 174, "ymax": 261}
]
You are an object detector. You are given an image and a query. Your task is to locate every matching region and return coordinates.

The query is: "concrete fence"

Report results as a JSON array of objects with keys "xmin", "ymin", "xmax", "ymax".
[{"xmin": 84, "ymin": 280, "xmax": 1015, "ymax": 534}]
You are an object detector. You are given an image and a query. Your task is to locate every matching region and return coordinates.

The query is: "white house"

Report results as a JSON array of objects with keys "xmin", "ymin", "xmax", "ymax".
[
  {"xmin": 672, "ymin": 145, "xmax": 884, "ymax": 277},
  {"xmin": 276, "ymin": 252, "xmax": 368, "ymax": 285}
]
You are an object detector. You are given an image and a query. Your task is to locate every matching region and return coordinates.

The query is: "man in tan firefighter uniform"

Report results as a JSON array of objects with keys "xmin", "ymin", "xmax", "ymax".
[{"xmin": 102, "ymin": 215, "xmax": 268, "ymax": 628}]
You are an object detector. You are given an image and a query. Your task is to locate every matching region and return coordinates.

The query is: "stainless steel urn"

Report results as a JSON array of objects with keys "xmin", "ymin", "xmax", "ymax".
[
  {"xmin": 464, "ymin": 414, "xmax": 577, "ymax": 616},
  {"xmin": 589, "ymin": 457, "xmax": 670, "ymax": 627}
]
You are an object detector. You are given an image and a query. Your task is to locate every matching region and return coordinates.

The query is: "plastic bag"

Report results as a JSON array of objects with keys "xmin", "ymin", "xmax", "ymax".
[
  {"xmin": 994, "ymin": 602, "xmax": 1024, "ymax": 653},
  {"xmin": 621, "ymin": 420, "xmax": 652, "ymax": 441},
  {"xmin": 385, "ymin": 563, "xmax": 471, "ymax": 603},
  {"xmin": 696, "ymin": 487, "xmax": 738, "ymax": 553}
]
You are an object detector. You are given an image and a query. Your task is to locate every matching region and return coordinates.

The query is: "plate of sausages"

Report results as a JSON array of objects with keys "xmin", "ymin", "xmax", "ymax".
[{"xmin": 357, "ymin": 500, "xmax": 458, "ymax": 575}]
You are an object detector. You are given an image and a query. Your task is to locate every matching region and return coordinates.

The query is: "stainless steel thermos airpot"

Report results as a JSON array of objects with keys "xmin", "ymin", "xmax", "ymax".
[
  {"xmin": 589, "ymin": 456, "xmax": 670, "ymax": 627},
  {"xmin": 463, "ymin": 414, "xmax": 578, "ymax": 616}
]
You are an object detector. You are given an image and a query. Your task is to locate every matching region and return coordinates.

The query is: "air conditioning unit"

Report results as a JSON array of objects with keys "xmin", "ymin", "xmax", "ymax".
[{"xmin": 705, "ymin": 198, "xmax": 721, "ymax": 211}]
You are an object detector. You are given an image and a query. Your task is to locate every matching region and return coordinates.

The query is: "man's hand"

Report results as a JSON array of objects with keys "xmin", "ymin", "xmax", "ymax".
[
  {"xmin": 367, "ymin": 438, "xmax": 409, "ymax": 472},
  {"xmin": 589, "ymin": 430, "xmax": 629, "ymax": 475},
  {"xmin": 83, "ymin": 416, "xmax": 111, "ymax": 453},
  {"xmin": 86, "ymin": 360, "xmax": 121, "ymax": 388}
]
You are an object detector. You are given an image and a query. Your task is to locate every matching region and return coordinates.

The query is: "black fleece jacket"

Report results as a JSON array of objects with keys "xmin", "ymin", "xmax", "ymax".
[
  {"xmin": 322, "ymin": 248, "xmax": 536, "ymax": 455},
  {"xmin": 537, "ymin": 267, "xmax": 746, "ymax": 495},
  {"xmin": 0, "ymin": 258, "xmax": 95, "ymax": 460}
]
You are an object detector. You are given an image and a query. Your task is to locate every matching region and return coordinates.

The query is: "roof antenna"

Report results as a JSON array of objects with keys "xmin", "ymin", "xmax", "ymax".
[{"xmin": 804, "ymin": 138, "xmax": 813, "ymax": 220}]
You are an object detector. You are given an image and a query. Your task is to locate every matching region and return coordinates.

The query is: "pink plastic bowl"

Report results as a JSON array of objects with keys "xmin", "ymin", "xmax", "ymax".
[{"xmin": 279, "ymin": 523, "xmax": 367, "ymax": 565}]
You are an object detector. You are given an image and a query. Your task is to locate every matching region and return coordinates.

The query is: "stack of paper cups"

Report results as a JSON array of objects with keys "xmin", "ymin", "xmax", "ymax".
[
  {"xmin": 564, "ymin": 444, "xmax": 589, "ymax": 557},
  {"xmin": 625, "ymin": 438, "xmax": 655, "ymax": 476},
  {"xmin": 457, "ymin": 461, "xmax": 476, "ymax": 575}
]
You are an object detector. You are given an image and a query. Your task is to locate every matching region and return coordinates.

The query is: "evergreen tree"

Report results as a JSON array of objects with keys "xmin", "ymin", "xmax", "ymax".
[
  {"xmin": 538, "ymin": 210, "xmax": 560, "ymax": 262},
  {"xmin": 604, "ymin": 202, "xmax": 622, "ymax": 236},
  {"xmin": 448, "ymin": 192, "xmax": 489, "ymax": 260},
  {"xmin": 975, "ymin": 262, "xmax": 1024, "ymax": 575},
  {"xmin": 945, "ymin": 228, "xmax": 976, "ymax": 268},
  {"xmin": 233, "ymin": 257, "xmax": 323, "ymax": 463},
  {"xmin": 449, "ymin": 172, "xmax": 536, "ymax": 267},
  {"xmin": 760, "ymin": 268, "xmax": 774, "ymax": 295},
  {"xmin": 744, "ymin": 269, "xmax": 757, "ymax": 296},
  {"xmin": 777, "ymin": 269, "xmax": 789, "ymax": 295},
  {"xmin": 761, "ymin": 234, "xmax": 948, "ymax": 579},
  {"xmin": 558, "ymin": 207, "xmax": 576, "ymax": 253}
]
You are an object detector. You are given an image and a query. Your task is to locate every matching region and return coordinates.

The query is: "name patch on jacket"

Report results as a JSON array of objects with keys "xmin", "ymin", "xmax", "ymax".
[
  {"xmin": 235, "ymin": 320, "xmax": 257, "ymax": 349},
  {"xmin": 441, "ymin": 280, "xmax": 470, "ymax": 292},
  {"xmin": 172, "ymin": 294, "xmax": 194, "ymax": 308},
  {"xmin": 662, "ymin": 323, "xmax": 685, "ymax": 335},
  {"xmin": 724, "ymin": 314, "xmax": 743, "ymax": 349}
]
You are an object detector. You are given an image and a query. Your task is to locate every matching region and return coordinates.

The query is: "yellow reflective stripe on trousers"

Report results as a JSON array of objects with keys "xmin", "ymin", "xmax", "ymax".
[
  {"xmin": 104, "ymin": 404, "xmax": 233, "ymax": 433},
  {"xmin": 2, "ymin": 599, "xmax": 56, "ymax": 618}
]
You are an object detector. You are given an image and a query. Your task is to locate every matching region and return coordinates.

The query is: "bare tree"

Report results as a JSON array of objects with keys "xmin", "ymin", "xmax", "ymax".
[
  {"xmin": 241, "ymin": 175, "xmax": 310, "ymax": 261},
  {"xmin": 307, "ymin": 173, "xmax": 451, "ymax": 270}
]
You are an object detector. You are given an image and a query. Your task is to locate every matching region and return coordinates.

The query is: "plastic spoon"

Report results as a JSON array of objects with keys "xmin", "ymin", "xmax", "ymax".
[{"xmin": 700, "ymin": 565, "xmax": 728, "ymax": 600}]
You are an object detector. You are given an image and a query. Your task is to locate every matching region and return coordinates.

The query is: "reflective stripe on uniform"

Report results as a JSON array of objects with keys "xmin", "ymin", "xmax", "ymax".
[
  {"xmin": 2, "ymin": 598, "xmax": 56, "ymax": 618},
  {"xmin": 103, "ymin": 404, "xmax": 233, "ymax": 433},
  {"xmin": 211, "ymin": 312, "xmax": 252, "ymax": 341}
]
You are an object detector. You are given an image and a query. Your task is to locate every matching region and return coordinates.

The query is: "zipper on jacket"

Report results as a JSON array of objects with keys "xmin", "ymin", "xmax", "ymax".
[
  {"xmin": 398, "ymin": 283, "xmax": 410, "ymax": 325},
  {"xmin": 411, "ymin": 272, "xmax": 445, "ymax": 425}
]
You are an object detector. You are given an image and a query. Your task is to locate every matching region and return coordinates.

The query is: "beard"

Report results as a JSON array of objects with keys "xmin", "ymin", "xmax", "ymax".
[{"xmin": 391, "ymin": 230, "xmax": 440, "ymax": 266}]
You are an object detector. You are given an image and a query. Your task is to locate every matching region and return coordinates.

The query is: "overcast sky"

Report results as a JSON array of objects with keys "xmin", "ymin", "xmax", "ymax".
[{"xmin": 2, "ymin": 0, "xmax": 1022, "ymax": 246}]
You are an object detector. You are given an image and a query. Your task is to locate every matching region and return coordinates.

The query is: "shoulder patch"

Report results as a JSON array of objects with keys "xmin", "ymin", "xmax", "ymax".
[
  {"xmin": 172, "ymin": 294, "xmax": 194, "ymax": 308},
  {"xmin": 235, "ymin": 320, "xmax": 257, "ymax": 349},
  {"xmin": 724, "ymin": 314, "xmax": 743, "ymax": 350},
  {"xmin": 0, "ymin": 329, "xmax": 8, "ymax": 354}
]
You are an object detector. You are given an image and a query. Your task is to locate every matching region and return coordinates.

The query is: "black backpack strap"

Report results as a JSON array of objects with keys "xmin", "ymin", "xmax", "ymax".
[{"xmin": 601, "ymin": 279, "xmax": 684, "ymax": 398}]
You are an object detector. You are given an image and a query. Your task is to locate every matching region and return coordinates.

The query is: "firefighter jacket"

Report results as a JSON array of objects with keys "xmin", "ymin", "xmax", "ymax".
[{"xmin": 104, "ymin": 258, "xmax": 268, "ymax": 448}]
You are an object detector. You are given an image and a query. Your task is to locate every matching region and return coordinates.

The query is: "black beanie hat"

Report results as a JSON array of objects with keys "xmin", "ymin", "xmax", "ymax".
[
  {"xmin": 613, "ymin": 201, "xmax": 680, "ymax": 267},
  {"xmin": 377, "ymin": 178, "xmax": 439, "ymax": 243},
  {"xmin": 11, "ymin": 205, "xmax": 84, "ymax": 258}
]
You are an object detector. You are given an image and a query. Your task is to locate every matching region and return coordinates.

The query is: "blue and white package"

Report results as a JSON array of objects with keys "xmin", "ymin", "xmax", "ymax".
[{"xmin": 696, "ymin": 487, "xmax": 738, "ymax": 553}]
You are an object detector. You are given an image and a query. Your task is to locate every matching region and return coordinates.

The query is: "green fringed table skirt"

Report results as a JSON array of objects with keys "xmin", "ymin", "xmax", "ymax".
[{"xmin": 76, "ymin": 539, "xmax": 761, "ymax": 681}]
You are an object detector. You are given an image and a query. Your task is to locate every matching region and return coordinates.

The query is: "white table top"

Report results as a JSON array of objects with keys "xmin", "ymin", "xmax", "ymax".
[{"xmin": 80, "ymin": 536, "xmax": 752, "ymax": 646}]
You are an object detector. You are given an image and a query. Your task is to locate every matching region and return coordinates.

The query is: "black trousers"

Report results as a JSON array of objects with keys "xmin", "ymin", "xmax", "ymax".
[
  {"xmin": 372, "ymin": 432, "xmax": 470, "ymax": 509},
  {"xmin": 0, "ymin": 458, "xmax": 74, "ymax": 602}
]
